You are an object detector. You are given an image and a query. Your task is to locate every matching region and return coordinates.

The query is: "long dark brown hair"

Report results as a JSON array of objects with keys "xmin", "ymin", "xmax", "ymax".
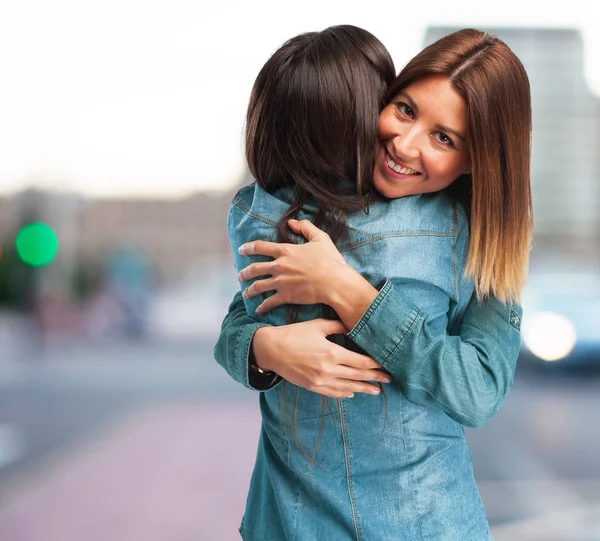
[
  {"xmin": 386, "ymin": 29, "xmax": 533, "ymax": 303},
  {"xmin": 246, "ymin": 24, "xmax": 395, "ymax": 241},
  {"xmin": 245, "ymin": 25, "xmax": 395, "ymax": 463}
]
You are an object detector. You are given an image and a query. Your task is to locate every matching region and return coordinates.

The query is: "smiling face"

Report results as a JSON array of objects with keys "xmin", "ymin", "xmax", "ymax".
[{"xmin": 373, "ymin": 75, "xmax": 470, "ymax": 199}]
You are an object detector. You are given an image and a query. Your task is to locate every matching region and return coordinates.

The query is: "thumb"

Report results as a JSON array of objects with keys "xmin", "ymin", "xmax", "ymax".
[
  {"xmin": 288, "ymin": 219, "xmax": 325, "ymax": 242},
  {"xmin": 311, "ymin": 318, "xmax": 348, "ymax": 336}
]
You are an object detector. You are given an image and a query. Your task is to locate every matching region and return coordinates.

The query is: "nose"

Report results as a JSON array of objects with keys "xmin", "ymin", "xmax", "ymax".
[{"xmin": 391, "ymin": 125, "xmax": 420, "ymax": 161}]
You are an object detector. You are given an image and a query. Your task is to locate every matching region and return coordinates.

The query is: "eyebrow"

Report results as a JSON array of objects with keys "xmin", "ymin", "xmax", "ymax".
[{"xmin": 399, "ymin": 91, "xmax": 467, "ymax": 142}]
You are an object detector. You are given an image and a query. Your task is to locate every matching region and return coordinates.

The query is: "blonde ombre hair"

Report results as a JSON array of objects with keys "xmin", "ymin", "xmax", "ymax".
[{"xmin": 387, "ymin": 29, "xmax": 533, "ymax": 303}]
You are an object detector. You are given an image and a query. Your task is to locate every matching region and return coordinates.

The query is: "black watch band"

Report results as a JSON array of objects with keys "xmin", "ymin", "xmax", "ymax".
[{"xmin": 249, "ymin": 358, "xmax": 275, "ymax": 377}]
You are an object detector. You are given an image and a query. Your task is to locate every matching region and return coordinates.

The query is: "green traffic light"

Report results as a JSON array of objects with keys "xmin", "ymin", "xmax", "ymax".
[{"xmin": 15, "ymin": 223, "xmax": 59, "ymax": 267}]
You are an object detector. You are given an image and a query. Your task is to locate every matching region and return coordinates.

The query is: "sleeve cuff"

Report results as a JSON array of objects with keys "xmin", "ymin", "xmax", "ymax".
[
  {"xmin": 348, "ymin": 279, "xmax": 421, "ymax": 368},
  {"xmin": 238, "ymin": 323, "xmax": 283, "ymax": 391}
]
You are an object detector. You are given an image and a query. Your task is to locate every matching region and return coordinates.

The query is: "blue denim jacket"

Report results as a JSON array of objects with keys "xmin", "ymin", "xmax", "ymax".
[{"xmin": 216, "ymin": 182, "xmax": 523, "ymax": 541}]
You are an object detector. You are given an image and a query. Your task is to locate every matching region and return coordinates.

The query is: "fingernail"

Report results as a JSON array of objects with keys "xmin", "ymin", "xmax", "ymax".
[
  {"xmin": 237, "ymin": 272, "xmax": 243, "ymax": 281},
  {"xmin": 383, "ymin": 377, "xmax": 392, "ymax": 384},
  {"xmin": 369, "ymin": 388, "xmax": 380, "ymax": 395},
  {"xmin": 238, "ymin": 245, "xmax": 248, "ymax": 255},
  {"xmin": 242, "ymin": 289, "xmax": 248, "ymax": 299},
  {"xmin": 346, "ymin": 393, "xmax": 354, "ymax": 398}
]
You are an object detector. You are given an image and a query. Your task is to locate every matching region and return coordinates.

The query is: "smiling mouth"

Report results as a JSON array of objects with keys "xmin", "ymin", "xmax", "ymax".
[{"xmin": 385, "ymin": 152, "xmax": 421, "ymax": 176}]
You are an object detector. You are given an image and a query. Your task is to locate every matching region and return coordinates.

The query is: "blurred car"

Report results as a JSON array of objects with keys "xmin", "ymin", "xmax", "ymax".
[{"xmin": 518, "ymin": 268, "xmax": 600, "ymax": 371}]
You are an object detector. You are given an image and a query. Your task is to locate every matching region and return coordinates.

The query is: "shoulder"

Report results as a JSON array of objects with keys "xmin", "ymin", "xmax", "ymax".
[
  {"xmin": 351, "ymin": 191, "xmax": 463, "ymax": 236},
  {"xmin": 230, "ymin": 182, "xmax": 294, "ymax": 228},
  {"xmin": 231, "ymin": 183, "xmax": 256, "ymax": 211},
  {"xmin": 227, "ymin": 182, "xmax": 295, "ymax": 255}
]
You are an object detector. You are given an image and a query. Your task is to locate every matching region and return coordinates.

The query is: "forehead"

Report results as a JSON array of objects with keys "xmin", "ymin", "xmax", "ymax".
[{"xmin": 396, "ymin": 75, "xmax": 467, "ymax": 131}]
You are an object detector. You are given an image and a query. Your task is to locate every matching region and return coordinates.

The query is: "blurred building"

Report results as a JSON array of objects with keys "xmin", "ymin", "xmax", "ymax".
[
  {"xmin": 0, "ymin": 180, "xmax": 246, "ymax": 287},
  {"xmin": 424, "ymin": 27, "xmax": 600, "ymax": 262},
  {"xmin": 76, "ymin": 188, "xmax": 237, "ymax": 282}
]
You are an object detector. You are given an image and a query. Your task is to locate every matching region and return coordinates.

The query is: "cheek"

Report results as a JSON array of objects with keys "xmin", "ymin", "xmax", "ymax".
[
  {"xmin": 376, "ymin": 118, "xmax": 387, "ymax": 139},
  {"xmin": 425, "ymin": 153, "xmax": 466, "ymax": 183},
  {"xmin": 377, "ymin": 109, "xmax": 396, "ymax": 138}
]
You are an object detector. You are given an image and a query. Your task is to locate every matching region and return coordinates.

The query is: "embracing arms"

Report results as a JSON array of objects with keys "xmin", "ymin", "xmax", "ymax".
[
  {"xmin": 215, "ymin": 219, "xmax": 522, "ymax": 427},
  {"xmin": 214, "ymin": 290, "xmax": 391, "ymax": 396}
]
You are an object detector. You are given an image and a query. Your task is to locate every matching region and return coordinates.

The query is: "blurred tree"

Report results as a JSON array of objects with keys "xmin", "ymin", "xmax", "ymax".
[{"xmin": 0, "ymin": 240, "xmax": 35, "ymax": 311}]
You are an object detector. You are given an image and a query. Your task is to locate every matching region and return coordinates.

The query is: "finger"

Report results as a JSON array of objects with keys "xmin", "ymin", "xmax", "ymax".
[
  {"xmin": 336, "ymin": 366, "xmax": 392, "ymax": 384},
  {"xmin": 339, "ymin": 350, "xmax": 382, "ymax": 370},
  {"xmin": 238, "ymin": 240, "xmax": 288, "ymax": 258},
  {"xmin": 308, "ymin": 318, "xmax": 348, "ymax": 336},
  {"xmin": 315, "ymin": 387, "xmax": 356, "ymax": 399},
  {"xmin": 243, "ymin": 278, "xmax": 277, "ymax": 300},
  {"xmin": 288, "ymin": 219, "xmax": 327, "ymax": 242},
  {"xmin": 238, "ymin": 261, "xmax": 276, "ymax": 282},
  {"xmin": 255, "ymin": 293, "xmax": 285, "ymax": 316},
  {"xmin": 320, "ymin": 380, "xmax": 382, "ymax": 396}
]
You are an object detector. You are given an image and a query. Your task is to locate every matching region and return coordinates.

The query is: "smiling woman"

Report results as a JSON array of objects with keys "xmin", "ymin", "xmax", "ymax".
[
  {"xmin": 215, "ymin": 27, "xmax": 533, "ymax": 541},
  {"xmin": 374, "ymin": 75, "xmax": 471, "ymax": 199}
]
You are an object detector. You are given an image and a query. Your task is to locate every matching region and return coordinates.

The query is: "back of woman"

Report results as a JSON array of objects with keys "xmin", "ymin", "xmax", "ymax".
[
  {"xmin": 229, "ymin": 182, "xmax": 484, "ymax": 540},
  {"xmin": 225, "ymin": 25, "xmax": 531, "ymax": 541}
]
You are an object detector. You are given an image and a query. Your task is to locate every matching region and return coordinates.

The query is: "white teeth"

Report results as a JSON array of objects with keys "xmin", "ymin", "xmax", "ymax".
[{"xmin": 386, "ymin": 154, "xmax": 419, "ymax": 175}]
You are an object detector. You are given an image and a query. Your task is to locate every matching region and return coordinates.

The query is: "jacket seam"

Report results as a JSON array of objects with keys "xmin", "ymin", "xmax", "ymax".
[
  {"xmin": 338, "ymin": 399, "xmax": 362, "ymax": 541},
  {"xmin": 238, "ymin": 326, "xmax": 251, "ymax": 387},
  {"xmin": 232, "ymin": 198, "xmax": 279, "ymax": 228},
  {"xmin": 450, "ymin": 200, "xmax": 458, "ymax": 302},
  {"xmin": 398, "ymin": 396, "xmax": 427, "ymax": 540},
  {"xmin": 381, "ymin": 308, "xmax": 422, "ymax": 369},
  {"xmin": 233, "ymin": 198, "xmax": 454, "ymax": 252},
  {"xmin": 347, "ymin": 280, "xmax": 392, "ymax": 338},
  {"xmin": 339, "ymin": 231, "xmax": 453, "ymax": 253},
  {"xmin": 241, "ymin": 323, "xmax": 274, "ymax": 390}
]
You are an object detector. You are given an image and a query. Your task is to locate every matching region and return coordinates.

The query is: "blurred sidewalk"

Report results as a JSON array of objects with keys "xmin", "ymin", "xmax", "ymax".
[
  {"xmin": 1, "ymin": 336, "xmax": 599, "ymax": 540},
  {"xmin": 0, "ymin": 400, "xmax": 260, "ymax": 541},
  {"xmin": 1, "ymin": 394, "xmax": 598, "ymax": 541}
]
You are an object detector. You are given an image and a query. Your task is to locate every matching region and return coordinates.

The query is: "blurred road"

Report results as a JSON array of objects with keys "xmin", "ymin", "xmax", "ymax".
[{"xmin": 0, "ymin": 341, "xmax": 599, "ymax": 541}]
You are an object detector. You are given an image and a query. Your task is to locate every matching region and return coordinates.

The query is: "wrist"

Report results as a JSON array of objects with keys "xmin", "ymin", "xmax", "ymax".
[
  {"xmin": 327, "ymin": 265, "xmax": 378, "ymax": 329},
  {"xmin": 320, "ymin": 261, "xmax": 353, "ymax": 306},
  {"xmin": 251, "ymin": 326, "xmax": 277, "ymax": 373}
]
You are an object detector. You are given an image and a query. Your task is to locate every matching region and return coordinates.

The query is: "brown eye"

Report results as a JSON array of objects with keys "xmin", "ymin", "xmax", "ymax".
[
  {"xmin": 396, "ymin": 102, "xmax": 414, "ymax": 119},
  {"xmin": 434, "ymin": 132, "xmax": 455, "ymax": 147}
]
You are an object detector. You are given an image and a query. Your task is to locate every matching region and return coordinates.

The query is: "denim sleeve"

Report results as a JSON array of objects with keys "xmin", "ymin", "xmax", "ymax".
[
  {"xmin": 213, "ymin": 291, "xmax": 282, "ymax": 392},
  {"xmin": 348, "ymin": 280, "xmax": 523, "ymax": 428}
]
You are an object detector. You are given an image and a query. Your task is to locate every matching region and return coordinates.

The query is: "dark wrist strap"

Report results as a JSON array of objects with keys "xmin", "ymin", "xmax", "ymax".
[{"xmin": 249, "ymin": 351, "xmax": 275, "ymax": 376}]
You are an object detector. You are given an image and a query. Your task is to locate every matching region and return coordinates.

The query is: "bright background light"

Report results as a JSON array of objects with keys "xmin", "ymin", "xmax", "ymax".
[{"xmin": 522, "ymin": 311, "xmax": 578, "ymax": 362}]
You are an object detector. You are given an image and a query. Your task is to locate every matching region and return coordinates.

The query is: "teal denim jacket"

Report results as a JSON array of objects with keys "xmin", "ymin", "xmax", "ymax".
[{"xmin": 214, "ymin": 182, "xmax": 522, "ymax": 541}]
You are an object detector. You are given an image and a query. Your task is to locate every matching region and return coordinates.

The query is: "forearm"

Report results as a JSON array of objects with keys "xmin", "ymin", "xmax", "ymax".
[
  {"xmin": 348, "ymin": 280, "xmax": 522, "ymax": 427},
  {"xmin": 213, "ymin": 291, "xmax": 282, "ymax": 391},
  {"xmin": 325, "ymin": 264, "xmax": 379, "ymax": 330}
]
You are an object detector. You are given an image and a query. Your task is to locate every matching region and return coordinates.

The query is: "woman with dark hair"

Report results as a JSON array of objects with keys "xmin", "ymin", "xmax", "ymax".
[{"xmin": 216, "ymin": 26, "xmax": 532, "ymax": 540}]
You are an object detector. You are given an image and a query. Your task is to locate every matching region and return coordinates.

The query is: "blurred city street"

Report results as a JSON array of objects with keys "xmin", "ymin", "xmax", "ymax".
[
  {"xmin": 0, "ymin": 339, "xmax": 599, "ymax": 541},
  {"xmin": 0, "ymin": 6, "xmax": 599, "ymax": 541}
]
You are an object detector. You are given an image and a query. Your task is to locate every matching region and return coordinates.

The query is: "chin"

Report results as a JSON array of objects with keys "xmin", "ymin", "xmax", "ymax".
[{"xmin": 374, "ymin": 179, "xmax": 406, "ymax": 200}]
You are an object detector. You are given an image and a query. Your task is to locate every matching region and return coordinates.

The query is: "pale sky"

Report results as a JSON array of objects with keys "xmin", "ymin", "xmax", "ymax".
[{"xmin": 0, "ymin": 0, "xmax": 598, "ymax": 198}]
